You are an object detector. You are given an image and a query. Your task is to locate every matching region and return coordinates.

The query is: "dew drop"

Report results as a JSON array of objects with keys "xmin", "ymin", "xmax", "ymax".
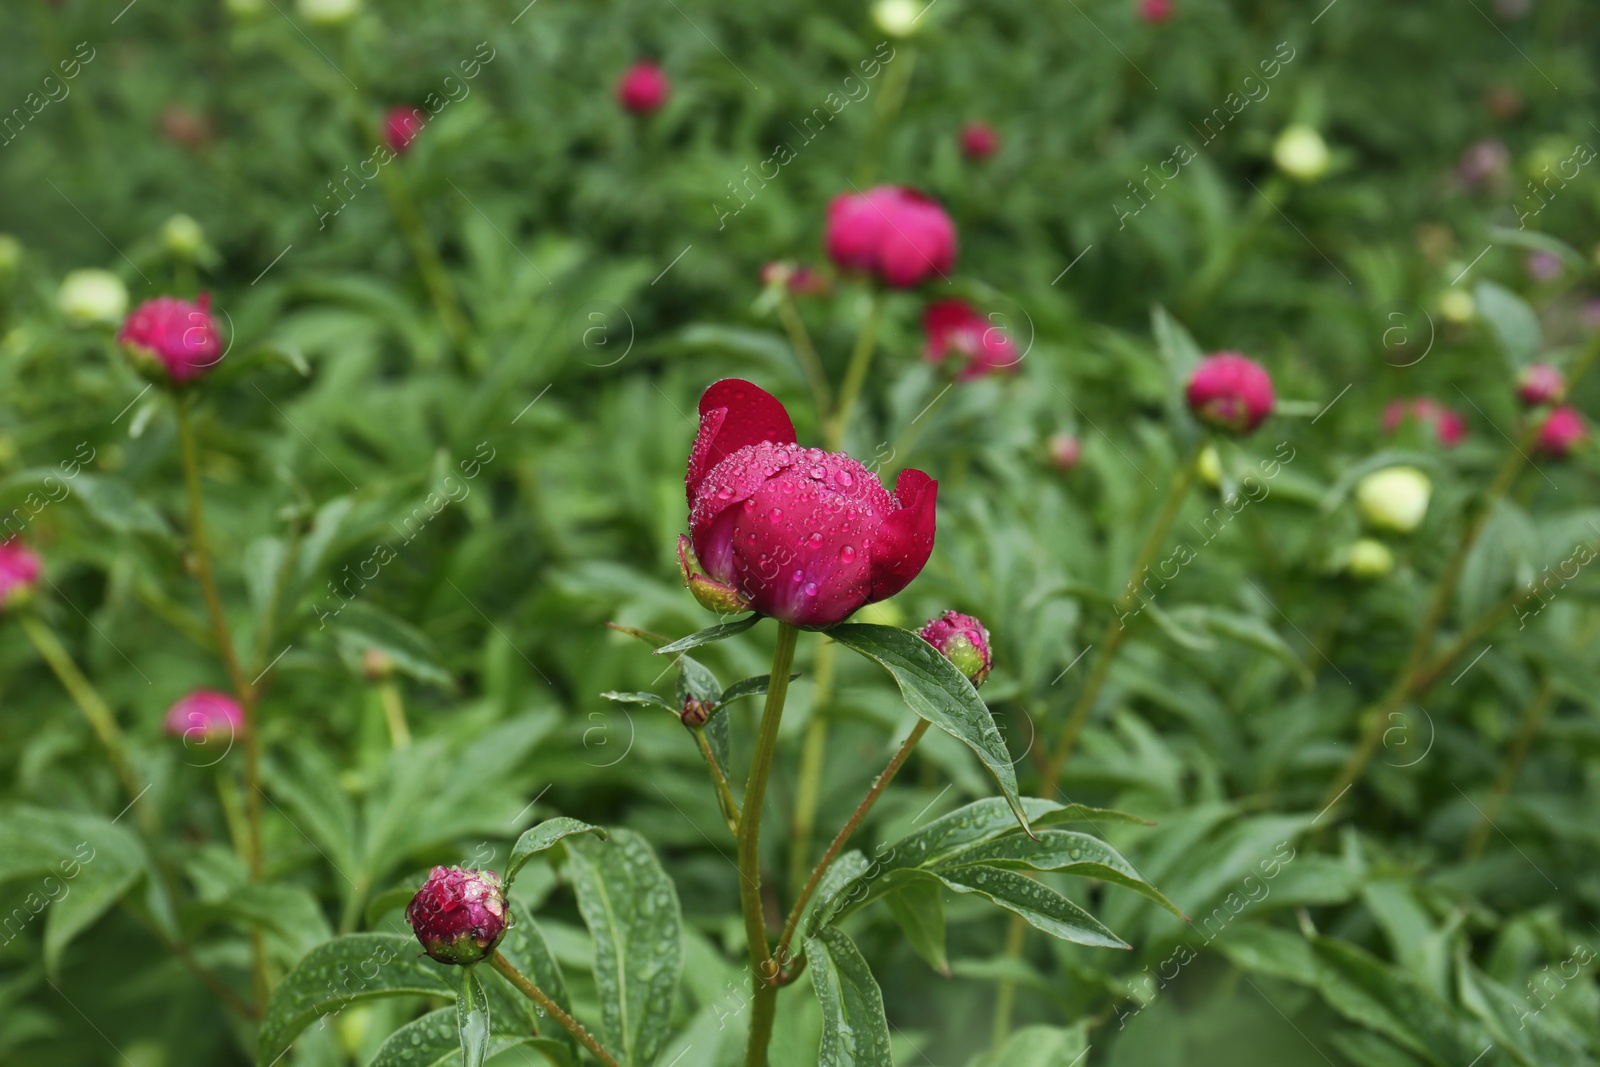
[
  {"xmin": 835, "ymin": 469, "xmax": 854, "ymax": 487},
  {"xmin": 804, "ymin": 582, "xmax": 818, "ymax": 597}
]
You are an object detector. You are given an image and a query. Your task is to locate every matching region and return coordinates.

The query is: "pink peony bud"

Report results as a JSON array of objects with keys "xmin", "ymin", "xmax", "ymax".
[
  {"xmin": 1048, "ymin": 432, "xmax": 1082, "ymax": 472},
  {"xmin": 383, "ymin": 105, "xmax": 426, "ymax": 155},
  {"xmin": 616, "ymin": 61, "xmax": 669, "ymax": 114},
  {"xmin": 683, "ymin": 379, "xmax": 937, "ymax": 629},
  {"xmin": 0, "ymin": 541, "xmax": 41, "ymax": 611},
  {"xmin": 1535, "ymin": 405, "xmax": 1587, "ymax": 458},
  {"xmin": 919, "ymin": 610, "xmax": 992, "ymax": 686},
  {"xmin": 117, "ymin": 294, "xmax": 223, "ymax": 384},
  {"xmin": 406, "ymin": 866, "xmax": 507, "ymax": 965},
  {"xmin": 1185, "ymin": 353, "xmax": 1274, "ymax": 435},
  {"xmin": 1137, "ymin": 0, "xmax": 1174, "ymax": 22},
  {"xmin": 1517, "ymin": 363, "xmax": 1566, "ymax": 407},
  {"xmin": 959, "ymin": 123, "xmax": 1000, "ymax": 161},
  {"xmin": 922, "ymin": 299, "xmax": 1020, "ymax": 380},
  {"xmin": 1382, "ymin": 397, "xmax": 1466, "ymax": 448},
  {"xmin": 825, "ymin": 186, "xmax": 957, "ymax": 288},
  {"xmin": 163, "ymin": 689, "xmax": 242, "ymax": 741}
]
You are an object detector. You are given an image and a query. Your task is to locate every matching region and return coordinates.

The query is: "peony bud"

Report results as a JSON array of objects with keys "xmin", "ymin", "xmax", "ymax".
[
  {"xmin": 684, "ymin": 379, "xmax": 937, "ymax": 629},
  {"xmin": 1535, "ymin": 406, "xmax": 1587, "ymax": 458},
  {"xmin": 1185, "ymin": 352, "xmax": 1275, "ymax": 435},
  {"xmin": 58, "ymin": 269, "xmax": 129, "ymax": 325},
  {"xmin": 406, "ymin": 866, "xmax": 507, "ymax": 965},
  {"xmin": 1196, "ymin": 444, "xmax": 1222, "ymax": 489},
  {"xmin": 872, "ymin": 0, "xmax": 923, "ymax": 37},
  {"xmin": 959, "ymin": 123, "xmax": 1000, "ymax": 161},
  {"xmin": 1357, "ymin": 466, "xmax": 1431, "ymax": 534},
  {"xmin": 919, "ymin": 610, "xmax": 992, "ymax": 686},
  {"xmin": 760, "ymin": 262, "xmax": 829, "ymax": 297},
  {"xmin": 118, "ymin": 294, "xmax": 224, "ymax": 385},
  {"xmin": 1273, "ymin": 125, "xmax": 1330, "ymax": 182},
  {"xmin": 617, "ymin": 61, "xmax": 669, "ymax": 114},
  {"xmin": 383, "ymin": 106, "xmax": 426, "ymax": 155},
  {"xmin": 680, "ymin": 696, "xmax": 713, "ymax": 728},
  {"xmin": 1137, "ymin": 0, "xmax": 1174, "ymax": 22},
  {"xmin": 1344, "ymin": 538, "xmax": 1394, "ymax": 580},
  {"xmin": 163, "ymin": 689, "xmax": 242, "ymax": 741},
  {"xmin": 0, "ymin": 541, "xmax": 41, "ymax": 611},
  {"xmin": 1048, "ymin": 432, "xmax": 1081, "ymax": 472},
  {"xmin": 162, "ymin": 214, "xmax": 205, "ymax": 258},
  {"xmin": 826, "ymin": 186, "xmax": 956, "ymax": 289},
  {"xmin": 1517, "ymin": 363, "xmax": 1565, "ymax": 407},
  {"xmin": 922, "ymin": 299, "xmax": 1019, "ymax": 380},
  {"xmin": 361, "ymin": 647, "xmax": 395, "ymax": 682},
  {"xmin": 297, "ymin": 0, "xmax": 359, "ymax": 24},
  {"xmin": 1438, "ymin": 288, "xmax": 1475, "ymax": 324},
  {"xmin": 1382, "ymin": 397, "xmax": 1466, "ymax": 448}
]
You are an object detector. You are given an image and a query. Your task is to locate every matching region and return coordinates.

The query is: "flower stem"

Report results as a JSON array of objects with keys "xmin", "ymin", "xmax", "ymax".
[
  {"xmin": 20, "ymin": 614, "xmax": 150, "ymax": 830},
  {"xmin": 826, "ymin": 292, "xmax": 885, "ymax": 451},
  {"xmin": 1465, "ymin": 677, "xmax": 1554, "ymax": 859},
  {"xmin": 990, "ymin": 912, "xmax": 1029, "ymax": 1048},
  {"xmin": 490, "ymin": 952, "xmax": 621, "ymax": 1067},
  {"xmin": 775, "ymin": 719, "xmax": 929, "ymax": 979},
  {"xmin": 692, "ymin": 724, "xmax": 741, "ymax": 835},
  {"xmin": 378, "ymin": 680, "xmax": 412, "ymax": 749},
  {"xmin": 739, "ymin": 622, "xmax": 800, "ymax": 1067},
  {"xmin": 1041, "ymin": 439, "xmax": 1202, "ymax": 791},
  {"xmin": 776, "ymin": 291, "xmax": 832, "ymax": 418}
]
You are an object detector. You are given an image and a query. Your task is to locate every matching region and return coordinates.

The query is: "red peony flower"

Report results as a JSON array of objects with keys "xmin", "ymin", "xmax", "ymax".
[
  {"xmin": 163, "ymin": 690, "xmax": 242, "ymax": 740},
  {"xmin": 383, "ymin": 105, "xmax": 426, "ymax": 154},
  {"xmin": 1048, "ymin": 432, "xmax": 1081, "ymax": 472},
  {"xmin": 1535, "ymin": 405, "xmax": 1587, "ymax": 458},
  {"xmin": 117, "ymin": 294, "xmax": 223, "ymax": 384},
  {"xmin": 919, "ymin": 610, "xmax": 992, "ymax": 686},
  {"xmin": 1185, "ymin": 353, "xmax": 1274, "ymax": 435},
  {"xmin": 922, "ymin": 299, "xmax": 1020, "ymax": 380},
  {"xmin": 1517, "ymin": 363, "xmax": 1565, "ymax": 407},
  {"xmin": 617, "ymin": 61, "xmax": 669, "ymax": 114},
  {"xmin": 1137, "ymin": 0, "xmax": 1174, "ymax": 22},
  {"xmin": 406, "ymin": 866, "xmax": 508, "ymax": 965},
  {"xmin": 959, "ymin": 122, "xmax": 1000, "ymax": 161},
  {"xmin": 0, "ymin": 541, "xmax": 41, "ymax": 610},
  {"xmin": 825, "ymin": 186, "xmax": 957, "ymax": 288},
  {"xmin": 681, "ymin": 380, "xmax": 938, "ymax": 629},
  {"xmin": 1382, "ymin": 397, "xmax": 1466, "ymax": 447}
]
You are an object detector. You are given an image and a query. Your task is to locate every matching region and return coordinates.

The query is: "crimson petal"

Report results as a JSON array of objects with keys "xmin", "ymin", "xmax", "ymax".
[
  {"xmin": 868, "ymin": 468, "xmax": 938, "ymax": 601},
  {"xmin": 685, "ymin": 379, "xmax": 797, "ymax": 506}
]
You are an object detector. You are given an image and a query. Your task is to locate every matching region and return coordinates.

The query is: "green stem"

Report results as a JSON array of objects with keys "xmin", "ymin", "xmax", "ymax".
[
  {"xmin": 20, "ymin": 614, "xmax": 150, "ymax": 830},
  {"xmin": 693, "ymin": 725, "xmax": 741, "ymax": 835},
  {"xmin": 491, "ymin": 952, "xmax": 621, "ymax": 1067},
  {"xmin": 991, "ymin": 912, "xmax": 1029, "ymax": 1048},
  {"xmin": 1465, "ymin": 678, "xmax": 1553, "ymax": 859},
  {"xmin": 786, "ymin": 679, "xmax": 833, "ymax": 898},
  {"xmin": 740, "ymin": 623, "xmax": 800, "ymax": 1067},
  {"xmin": 852, "ymin": 45, "xmax": 917, "ymax": 187},
  {"xmin": 776, "ymin": 291, "xmax": 832, "ymax": 419},
  {"xmin": 825, "ymin": 292, "xmax": 885, "ymax": 451},
  {"xmin": 1042, "ymin": 440, "xmax": 1202, "ymax": 791},
  {"xmin": 775, "ymin": 720, "xmax": 930, "ymax": 980},
  {"xmin": 378, "ymin": 680, "xmax": 411, "ymax": 749}
]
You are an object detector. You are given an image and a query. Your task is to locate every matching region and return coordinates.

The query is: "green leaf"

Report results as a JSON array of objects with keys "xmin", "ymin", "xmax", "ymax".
[
  {"xmin": 367, "ymin": 1008, "xmax": 560, "ymax": 1067},
  {"xmin": 457, "ymin": 968, "xmax": 491, "ymax": 1067},
  {"xmin": 1475, "ymin": 280, "xmax": 1541, "ymax": 366},
  {"xmin": 1151, "ymin": 305, "xmax": 1204, "ymax": 379},
  {"xmin": 565, "ymin": 830, "xmax": 683, "ymax": 1067},
  {"xmin": 940, "ymin": 829, "xmax": 1188, "ymax": 919},
  {"xmin": 652, "ymin": 614, "xmax": 760, "ymax": 655},
  {"xmin": 967, "ymin": 1022, "xmax": 1090, "ymax": 1067},
  {"xmin": 332, "ymin": 601, "xmax": 455, "ymax": 690},
  {"xmin": 884, "ymin": 879, "xmax": 950, "ymax": 976},
  {"xmin": 809, "ymin": 927, "xmax": 893, "ymax": 1067},
  {"xmin": 257, "ymin": 933, "xmax": 454, "ymax": 1065},
  {"xmin": 598, "ymin": 691, "xmax": 675, "ymax": 711},
  {"xmin": 828, "ymin": 624, "xmax": 1028, "ymax": 833},
  {"xmin": 935, "ymin": 866, "xmax": 1129, "ymax": 949},
  {"xmin": 719, "ymin": 673, "xmax": 795, "ymax": 704},
  {"xmin": 505, "ymin": 818, "xmax": 606, "ymax": 891},
  {"xmin": 497, "ymin": 919, "xmax": 577, "ymax": 1059},
  {"xmin": 1456, "ymin": 956, "xmax": 1594, "ymax": 1067},
  {"xmin": 675, "ymin": 654, "xmax": 722, "ymax": 704}
]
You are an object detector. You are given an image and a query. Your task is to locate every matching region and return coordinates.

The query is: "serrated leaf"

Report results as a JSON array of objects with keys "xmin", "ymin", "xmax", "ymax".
[
  {"xmin": 828, "ymin": 624, "xmax": 1028, "ymax": 833},
  {"xmin": 652, "ymin": 614, "xmax": 760, "ymax": 655},
  {"xmin": 566, "ymin": 831, "xmax": 682, "ymax": 1067},
  {"xmin": 258, "ymin": 933, "xmax": 454, "ymax": 1065},
  {"xmin": 809, "ymin": 927, "xmax": 893, "ymax": 1067},
  {"xmin": 505, "ymin": 818, "xmax": 606, "ymax": 891},
  {"xmin": 457, "ymin": 967, "xmax": 491, "ymax": 1067}
]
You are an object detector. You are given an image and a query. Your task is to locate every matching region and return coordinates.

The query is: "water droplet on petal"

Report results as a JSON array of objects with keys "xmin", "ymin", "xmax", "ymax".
[
  {"xmin": 804, "ymin": 582, "xmax": 818, "ymax": 597},
  {"xmin": 840, "ymin": 545, "xmax": 856, "ymax": 563}
]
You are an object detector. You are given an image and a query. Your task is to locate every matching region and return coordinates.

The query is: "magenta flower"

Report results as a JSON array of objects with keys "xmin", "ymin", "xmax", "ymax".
[
  {"xmin": 919, "ymin": 610, "xmax": 993, "ymax": 686},
  {"xmin": 616, "ymin": 61, "xmax": 669, "ymax": 114},
  {"xmin": 117, "ymin": 294, "xmax": 223, "ymax": 384},
  {"xmin": 1138, "ymin": 0, "xmax": 1175, "ymax": 22},
  {"xmin": 1185, "ymin": 353, "xmax": 1274, "ymax": 435},
  {"xmin": 0, "ymin": 541, "xmax": 41, "ymax": 610},
  {"xmin": 1517, "ymin": 363, "xmax": 1566, "ymax": 407},
  {"xmin": 1536, "ymin": 406, "xmax": 1587, "ymax": 458},
  {"xmin": 383, "ymin": 105, "xmax": 426, "ymax": 155},
  {"xmin": 681, "ymin": 380, "xmax": 938, "ymax": 629},
  {"xmin": 825, "ymin": 186, "xmax": 957, "ymax": 288},
  {"xmin": 922, "ymin": 299, "xmax": 1020, "ymax": 380},
  {"xmin": 406, "ymin": 866, "xmax": 508, "ymax": 965},
  {"xmin": 163, "ymin": 690, "xmax": 242, "ymax": 741},
  {"xmin": 959, "ymin": 123, "xmax": 1000, "ymax": 161},
  {"xmin": 1382, "ymin": 397, "xmax": 1467, "ymax": 448}
]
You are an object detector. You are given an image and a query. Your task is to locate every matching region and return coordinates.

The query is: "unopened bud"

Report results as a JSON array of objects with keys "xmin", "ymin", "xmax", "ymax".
[{"xmin": 406, "ymin": 866, "xmax": 507, "ymax": 965}]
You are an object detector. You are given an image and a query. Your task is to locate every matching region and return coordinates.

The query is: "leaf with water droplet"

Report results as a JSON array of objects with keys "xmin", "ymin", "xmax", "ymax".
[
  {"xmin": 653, "ymin": 614, "xmax": 761, "ymax": 655},
  {"xmin": 504, "ymin": 818, "xmax": 606, "ymax": 893},
  {"xmin": 808, "ymin": 927, "xmax": 893, "ymax": 1067}
]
